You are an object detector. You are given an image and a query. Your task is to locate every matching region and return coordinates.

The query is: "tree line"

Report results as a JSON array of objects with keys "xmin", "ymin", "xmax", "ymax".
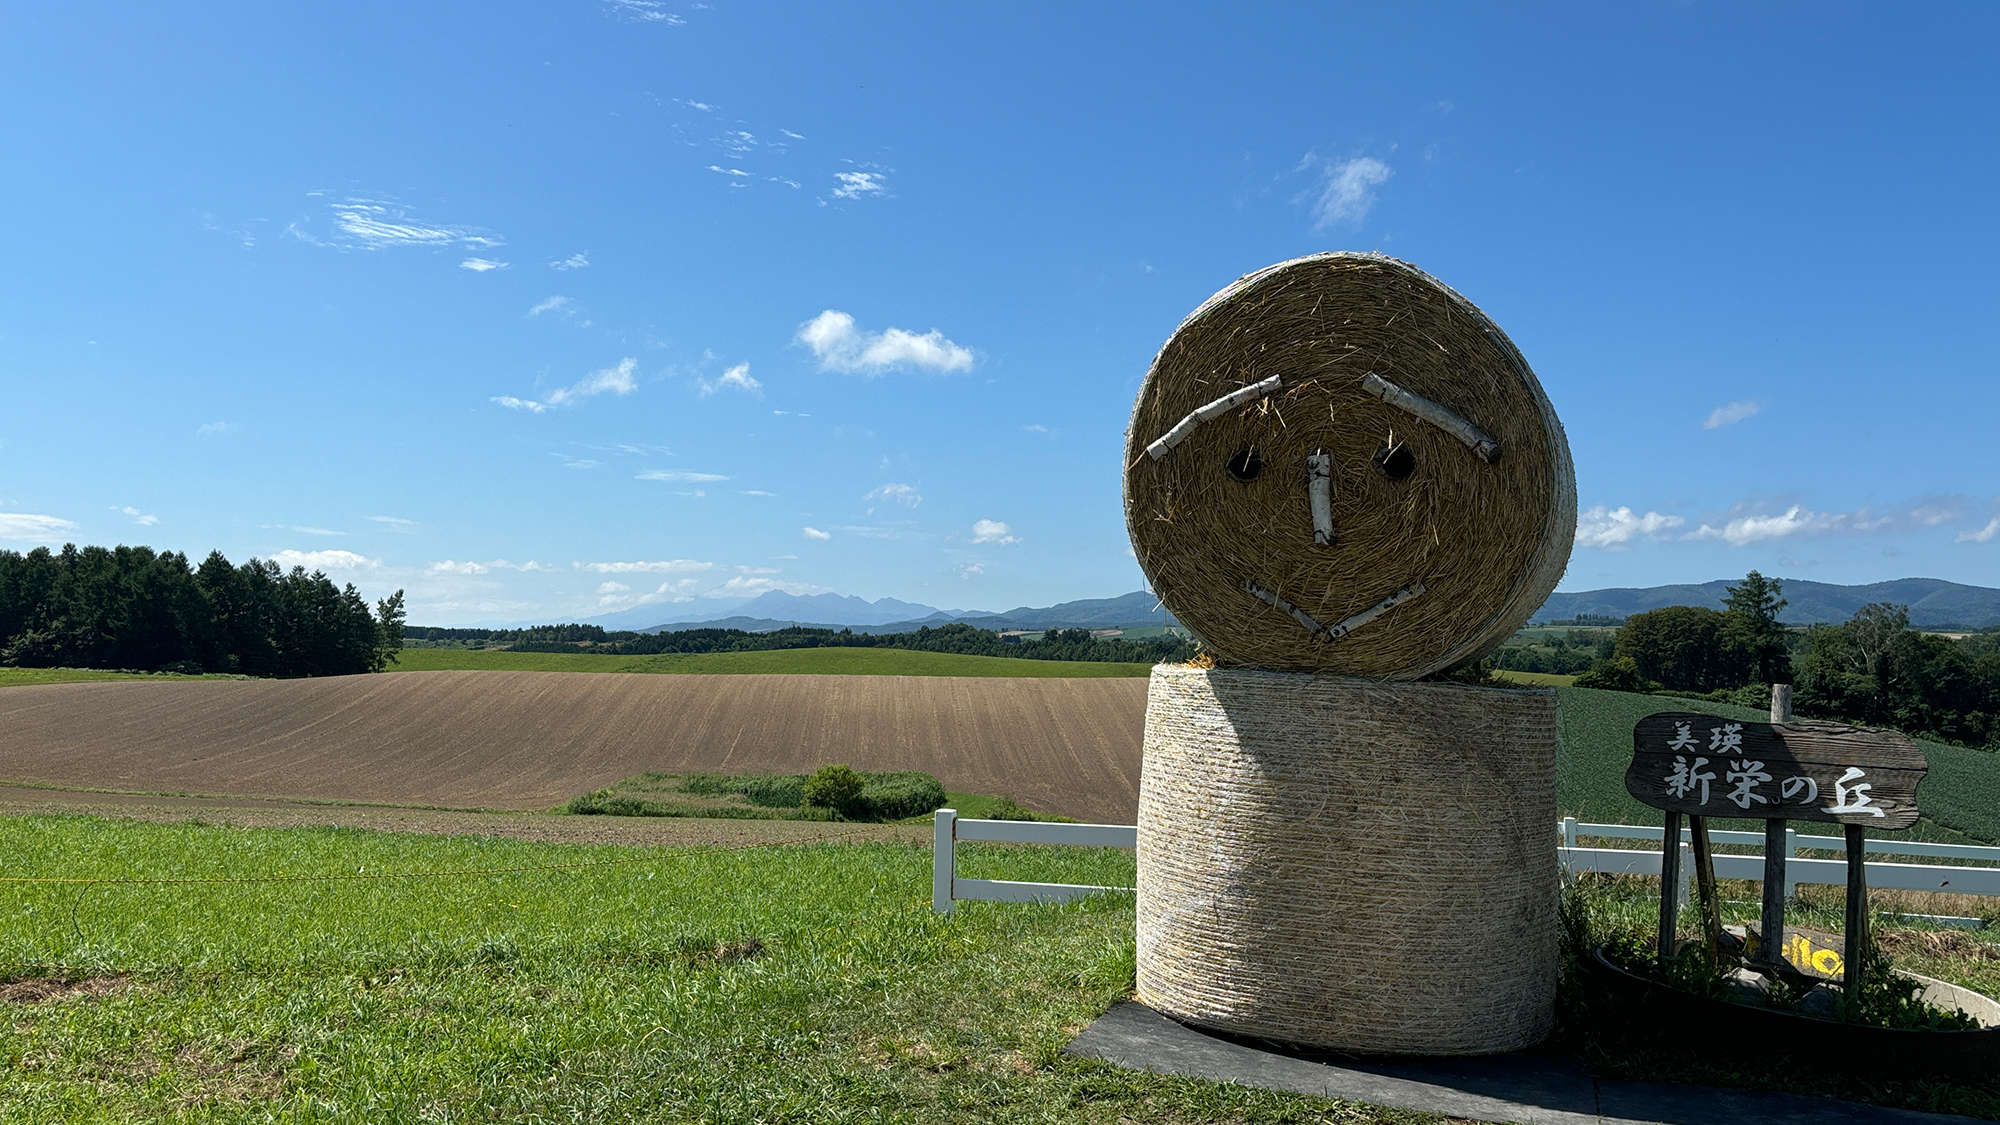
[
  {"xmin": 0, "ymin": 544, "xmax": 405, "ymax": 678},
  {"xmin": 1564, "ymin": 570, "xmax": 2000, "ymax": 750},
  {"xmin": 412, "ymin": 620, "xmax": 1197, "ymax": 665}
]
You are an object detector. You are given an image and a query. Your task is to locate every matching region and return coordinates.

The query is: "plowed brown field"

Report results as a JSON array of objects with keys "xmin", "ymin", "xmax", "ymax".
[{"xmin": 0, "ymin": 671, "xmax": 1148, "ymax": 823}]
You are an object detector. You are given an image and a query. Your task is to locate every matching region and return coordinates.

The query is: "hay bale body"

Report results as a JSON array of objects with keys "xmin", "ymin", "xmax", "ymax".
[
  {"xmin": 1124, "ymin": 252, "xmax": 1575, "ymax": 678},
  {"xmin": 1136, "ymin": 665, "xmax": 1558, "ymax": 1055}
]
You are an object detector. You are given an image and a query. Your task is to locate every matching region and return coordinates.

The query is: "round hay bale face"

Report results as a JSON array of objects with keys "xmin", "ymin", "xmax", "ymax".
[
  {"xmin": 1136, "ymin": 665, "xmax": 1558, "ymax": 1055},
  {"xmin": 1124, "ymin": 252, "xmax": 1575, "ymax": 678}
]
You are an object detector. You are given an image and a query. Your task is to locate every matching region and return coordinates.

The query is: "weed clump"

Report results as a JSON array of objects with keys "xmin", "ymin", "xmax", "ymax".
[{"xmin": 802, "ymin": 764, "xmax": 867, "ymax": 818}]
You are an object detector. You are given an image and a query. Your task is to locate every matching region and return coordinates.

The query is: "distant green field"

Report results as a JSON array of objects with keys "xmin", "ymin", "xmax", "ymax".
[
  {"xmin": 391, "ymin": 646, "xmax": 1154, "ymax": 678},
  {"xmin": 1494, "ymin": 669, "xmax": 1579, "ymax": 687},
  {"xmin": 1556, "ymin": 686, "xmax": 2000, "ymax": 845},
  {"xmin": 0, "ymin": 667, "xmax": 246, "ymax": 688}
]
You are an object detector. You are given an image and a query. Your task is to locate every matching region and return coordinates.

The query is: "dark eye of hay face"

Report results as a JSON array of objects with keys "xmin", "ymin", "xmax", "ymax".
[
  {"xmin": 1224, "ymin": 446, "xmax": 1265, "ymax": 482},
  {"xmin": 1123, "ymin": 253, "xmax": 1575, "ymax": 679}
]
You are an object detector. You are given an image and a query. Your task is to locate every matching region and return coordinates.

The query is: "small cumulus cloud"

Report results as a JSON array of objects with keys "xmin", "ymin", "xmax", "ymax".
[
  {"xmin": 460, "ymin": 258, "xmax": 508, "ymax": 272},
  {"xmin": 197, "ymin": 421, "xmax": 234, "ymax": 435},
  {"xmin": 426, "ymin": 560, "xmax": 490, "ymax": 576},
  {"xmin": 972, "ymin": 519, "xmax": 1020, "ymax": 545},
  {"xmin": 1305, "ymin": 155, "xmax": 1392, "ymax": 229},
  {"xmin": 493, "ymin": 358, "xmax": 638, "ymax": 413},
  {"xmin": 797, "ymin": 310, "xmax": 973, "ymax": 376},
  {"xmin": 551, "ymin": 253, "xmax": 590, "ymax": 270},
  {"xmin": 0, "ymin": 512, "xmax": 80, "ymax": 542},
  {"xmin": 830, "ymin": 171, "xmax": 888, "ymax": 199},
  {"xmin": 529, "ymin": 296, "xmax": 574, "ymax": 316},
  {"xmin": 803, "ymin": 527, "xmax": 831, "ymax": 540},
  {"xmin": 112, "ymin": 505, "xmax": 159, "ymax": 527},
  {"xmin": 1959, "ymin": 517, "xmax": 2000, "ymax": 544},
  {"xmin": 865, "ymin": 483, "xmax": 921, "ymax": 509},
  {"xmin": 697, "ymin": 362, "xmax": 762, "ymax": 397},
  {"xmin": 1679, "ymin": 498, "xmax": 1967, "ymax": 547},
  {"xmin": 1575, "ymin": 506, "xmax": 1686, "ymax": 550},
  {"xmin": 270, "ymin": 549, "xmax": 378, "ymax": 572},
  {"xmin": 1703, "ymin": 400, "xmax": 1761, "ymax": 429}
]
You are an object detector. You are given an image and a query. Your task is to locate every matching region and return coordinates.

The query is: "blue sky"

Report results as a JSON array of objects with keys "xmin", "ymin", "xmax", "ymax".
[{"xmin": 2, "ymin": 3, "xmax": 1995, "ymax": 626}]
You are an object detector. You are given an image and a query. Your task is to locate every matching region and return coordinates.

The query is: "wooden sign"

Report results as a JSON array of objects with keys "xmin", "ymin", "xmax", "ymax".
[
  {"xmin": 1740, "ymin": 924, "xmax": 1847, "ymax": 981},
  {"xmin": 1625, "ymin": 712, "xmax": 1926, "ymax": 830}
]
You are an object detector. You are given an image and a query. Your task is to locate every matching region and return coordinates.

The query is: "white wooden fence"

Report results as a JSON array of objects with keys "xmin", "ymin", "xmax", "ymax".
[
  {"xmin": 932, "ymin": 808, "xmax": 1135, "ymax": 913},
  {"xmin": 931, "ymin": 809, "xmax": 2000, "ymax": 915}
]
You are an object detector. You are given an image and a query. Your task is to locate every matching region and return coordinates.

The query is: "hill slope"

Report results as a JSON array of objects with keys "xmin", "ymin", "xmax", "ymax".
[{"xmin": 1536, "ymin": 577, "xmax": 2000, "ymax": 628}]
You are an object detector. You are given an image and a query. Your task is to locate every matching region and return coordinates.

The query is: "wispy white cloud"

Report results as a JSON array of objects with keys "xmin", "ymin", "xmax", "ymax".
[
  {"xmin": 1304, "ymin": 156, "xmax": 1392, "ymax": 229},
  {"xmin": 301, "ymin": 198, "xmax": 502, "ymax": 251},
  {"xmin": 781, "ymin": 129, "xmax": 804, "ymax": 140},
  {"xmin": 492, "ymin": 358, "xmax": 638, "ymax": 413},
  {"xmin": 1957, "ymin": 517, "xmax": 2000, "ymax": 544},
  {"xmin": 972, "ymin": 519, "xmax": 1020, "ymax": 545},
  {"xmin": 287, "ymin": 525, "xmax": 343, "ymax": 536},
  {"xmin": 1576, "ymin": 505, "xmax": 1686, "ymax": 550},
  {"xmin": 270, "ymin": 549, "xmax": 378, "ymax": 572},
  {"xmin": 112, "ymin": 505, "xmax": 159, "ymax": 527},
  {"xmin": 830, "ymin": 171, "xmax": 888, "ymax": 199},
  {"xmin": 0, "ymin": 512, "xmax": 79, "ymax": 542},
  {"xmin": 1683, "ymin": 499, "xmax": 1969, "ymax": 546},
  {"xmin": 551, "ymin": 253, "xmax": 590, "ymax": 270},
  {"xmin": 605, "ymin": 0, "xmax": 684, "ymax": 23},
  {"xmin": 703, "ymin": 575, "xmax": 819, "ymax": 598},
  {"xmin": 426, "ymin": 558, "xmax": 558, "ymax": 576},
  {"xmin": 577, "ymin": 559, "xmax": 714, "ymax": 574},
  {"xmin": 865, "ymin": 482, "xmax": 922, "ymax": 509},
  {"xmin": 368, "ymin": 516, "xmax": 418, "ymax": 533},
  {"xmin": 637, "ymin": 470, "xmax": 729, "ymax": 484},
  {"xmin": 696, "ymin": 362, "xmax": 762, "ymax": 397},
  {"xmin": 1703, "ymin": 400, "xmax": 1761, "ymax": 429},
  {"xmin": 739, "ymin": 490, "xmax": 776, "ymax": 497},
  {"xmin": 797, "ymin": 310, "xmax": 974, "ymax": 375},
  {"xmin": 460, "ymin": 258, "xmax": 508, "ymax": 272},
  {"xmin": 708, "ymin": 165, "xmax": 752, "ymax": 178},
  {"xmin": 803, "ymin": 527, "xmax": 831, "ymax": 540},
  {"xmin": 529, "ymin": 296, "xmax": 574, "ymax": 316},
  {"xmin": 196, "ymin": 421, "xmax": 233, "ymax": 435}
]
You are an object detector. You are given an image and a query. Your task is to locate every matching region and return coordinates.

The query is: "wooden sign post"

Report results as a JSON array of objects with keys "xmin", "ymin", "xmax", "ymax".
[{"xmin": 1624, "ymin": 711, "xmax": 1927, "ymax": 1001}]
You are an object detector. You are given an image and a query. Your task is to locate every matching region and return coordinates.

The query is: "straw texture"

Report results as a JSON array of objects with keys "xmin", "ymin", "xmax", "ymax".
[
  {"xmin": 1124, "ymin": 252, "xmax": 1575, "ymax": 678},
  {"xmin": 1136, "ymin": 665, "xmax": 1558, "ymax": 1055}
]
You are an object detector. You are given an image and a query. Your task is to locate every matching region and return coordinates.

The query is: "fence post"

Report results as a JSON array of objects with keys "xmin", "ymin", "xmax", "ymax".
[
  {"xmin": 933, "ymin": 808, "xmax": 957, "ymax": 914},
  {"xmin": 1562, "ymin": 817, "xmax": 1578, "ymax": 850},
  {"xmin": 1784, "ymin": 827, "xmax": 1799, "ymax": 899}
]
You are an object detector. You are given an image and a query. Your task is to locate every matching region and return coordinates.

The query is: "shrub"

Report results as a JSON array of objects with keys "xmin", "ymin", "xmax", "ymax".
[
  {"xmin": 1574, "ymin": 656, "xmax": 1661, "ymax": 693},
  {"xmin": 801, "ymin": 764, "xmax": 867, "ymax": 818},
  {"xmin": 856, "ymin": 771, "xmax": 948, "ymax": 821}
]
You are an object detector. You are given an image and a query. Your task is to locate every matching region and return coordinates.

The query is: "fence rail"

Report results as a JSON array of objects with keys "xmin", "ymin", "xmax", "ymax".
[
  {"xmin": 930, "ymin": 812, "xmax": 2000, "ymax": 915},
  {"xmin": 931, "ymin": 809, "xmax": 1135, "ymax": 913}
]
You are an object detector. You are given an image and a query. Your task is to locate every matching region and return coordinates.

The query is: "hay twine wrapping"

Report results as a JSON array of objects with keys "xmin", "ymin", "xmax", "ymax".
[
  {"xmin": 1124, "ymin": 252, "xmax": 1575, "ymax": 678},
  {"xmin": 1136, "ymin": 665, "xmax": 1558, "ymax": 1055}
]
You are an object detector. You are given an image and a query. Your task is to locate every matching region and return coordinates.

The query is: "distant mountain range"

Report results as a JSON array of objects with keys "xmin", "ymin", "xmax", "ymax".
[
  {"xmin": 1532, "ymin": 577, "xmax": 2000, "ymax": 629},
  {"xmin": 568, "ymin": 577, "xmax": 2000, "ymax": 637},
  {"xmin": 589, "ymin": 589, "xmax": 1180, "ymax": 635}
]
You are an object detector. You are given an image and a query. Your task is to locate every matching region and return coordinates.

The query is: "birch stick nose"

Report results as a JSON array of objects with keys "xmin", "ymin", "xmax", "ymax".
[{"xmin": 1307, "ymin": 450, "xmax": 1334, "ymax": 546}]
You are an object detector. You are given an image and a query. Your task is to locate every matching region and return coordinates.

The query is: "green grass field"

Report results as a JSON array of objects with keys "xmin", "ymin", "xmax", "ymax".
[
  {"xmin": 0, "ymin": 817, "xmax": 1429, "ymax": 1124},
  {"xmin": 391, "ymin": 646, "xmax": 1154, "ymax": 677},
  {"xmin": 1555, "ymin": 686, "xmax": 2000, "ymax": 845},
  {"xmin": 0, "ymin": 668, "xmax": 247, "ymax": 688}
]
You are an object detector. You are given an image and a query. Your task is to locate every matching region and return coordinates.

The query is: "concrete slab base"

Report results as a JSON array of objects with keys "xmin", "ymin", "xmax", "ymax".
[{"xmin": 1064, "ymin": 1002, "xmax": 1986, "ymax": 1125}]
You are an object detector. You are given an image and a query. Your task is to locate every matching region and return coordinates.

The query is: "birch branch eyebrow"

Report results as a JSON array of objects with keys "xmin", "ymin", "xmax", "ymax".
[
  {"xmin": 1145, "ymin": 375, "xmax": 1284, "ymax": 460},
  {"xmin": 1359, "ymin": 373, "xmax": 1501, "ymax": 464}
]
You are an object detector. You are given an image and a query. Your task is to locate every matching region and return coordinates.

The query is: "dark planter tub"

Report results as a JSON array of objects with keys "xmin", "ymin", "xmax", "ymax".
[{"xmin": 1589, "ymin": 946, "xmax": 2000, "ymax": 1081}]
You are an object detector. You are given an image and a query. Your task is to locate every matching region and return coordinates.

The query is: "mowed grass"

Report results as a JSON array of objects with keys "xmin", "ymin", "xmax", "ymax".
[
  {"xmin": 1492, "ymin": 669, "xmax": 1578, "ymax": 687},
  {"xmin": 1555, "ymin": 686, "xmax": 2000, "ymax": 846},
  {"xmin": 0, "ymin": 816, "xmax": 1436, "ymax": 1125},
  {"xmin": 392, "ymin": 646, "xmax": 1154, "ymax": 678}
]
